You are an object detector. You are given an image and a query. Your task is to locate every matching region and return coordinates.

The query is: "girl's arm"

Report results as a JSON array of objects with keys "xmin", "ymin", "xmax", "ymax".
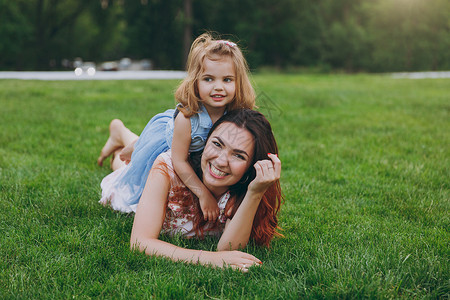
[
  {"xmin": 171, "ymin": 113, "xmax": 219, "ymax": 221},
  {"xmin": 130, "ymin": 156, "xmax": 261, "ymax": 272},
  {"xmin": 217, "ymin": 154, "xmax": 281, "ymax": 251}
]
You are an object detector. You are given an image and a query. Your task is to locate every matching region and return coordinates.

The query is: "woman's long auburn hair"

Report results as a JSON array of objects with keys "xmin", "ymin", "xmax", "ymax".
[
  {"xmin": 192, "ymin": 109, "xmax": 283, "ymax": 247},
  {"xmin": 175, "ymin": 33, "xmax": 255, "ymax": 116}
]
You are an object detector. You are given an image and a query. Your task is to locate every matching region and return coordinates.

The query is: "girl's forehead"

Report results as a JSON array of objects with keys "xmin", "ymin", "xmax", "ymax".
[
  {"xmin": 199, "ymin": 57, "xmax": 236, "ymax": 78},
  {"xmin": 202, "ymin": 54, "xmax": 234, "ymax": 66}
]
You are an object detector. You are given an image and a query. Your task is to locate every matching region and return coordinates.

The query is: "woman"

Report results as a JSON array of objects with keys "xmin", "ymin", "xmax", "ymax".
[{"xmin": 99, "ymin": 109, "xmax": 282, "ymax": 272}]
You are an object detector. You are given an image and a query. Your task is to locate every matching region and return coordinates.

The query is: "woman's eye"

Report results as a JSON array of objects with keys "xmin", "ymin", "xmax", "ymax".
[
  {"xmin": 212, "ymin": 141, "xmax": 221, "ymax": 147},
  {"xmin": 234, "ymin": 154, "xmax": 245, "ymax": 160}
]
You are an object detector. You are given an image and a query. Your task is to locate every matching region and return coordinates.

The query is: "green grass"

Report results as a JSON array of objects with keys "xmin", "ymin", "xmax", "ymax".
[{"xmin": 1, "ymin": 74, "xmax": 449, "ymax": 298}]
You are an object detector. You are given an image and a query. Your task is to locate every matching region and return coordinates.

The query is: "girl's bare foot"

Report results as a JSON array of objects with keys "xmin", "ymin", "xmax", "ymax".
[{"xmin": 97, "ymin": 119, "xmax": 126, "ymax": 166}]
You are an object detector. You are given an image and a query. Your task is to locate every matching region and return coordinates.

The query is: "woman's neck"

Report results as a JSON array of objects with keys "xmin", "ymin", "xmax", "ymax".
[{"xmin": 204, "ymin": 182, "xmax": 228, "ymax": 200}]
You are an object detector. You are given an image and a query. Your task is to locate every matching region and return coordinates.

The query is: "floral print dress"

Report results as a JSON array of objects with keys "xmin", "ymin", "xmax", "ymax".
[{"xmin": 101, "ymin": 151, "xmax": 231, "ymax": 238}]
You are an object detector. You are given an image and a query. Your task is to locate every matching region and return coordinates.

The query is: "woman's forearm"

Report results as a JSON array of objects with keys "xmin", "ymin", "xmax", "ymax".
[
  {"xmin": 130, "ymin": 236, "xmax": 203, "ymax": 264},
  {"xmin": 219, "ymin": 154, "xmax": 281, "ymax": 250},
  {"xmin": 130, "ymin": 235, "xmax": 261, "ymax": 271},
  {"xmin": 217, "ymin": 191, "xmax": 264, "ymax": 251}
]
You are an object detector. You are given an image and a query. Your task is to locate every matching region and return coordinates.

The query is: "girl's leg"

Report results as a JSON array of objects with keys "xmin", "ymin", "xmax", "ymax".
[
  {"xmin": 97, "ymin": 119, "xmax": 138, "ymax": 169},
  {"xmin": 110, "ymin": 148, "xmax": 126, "ymax": 171}
]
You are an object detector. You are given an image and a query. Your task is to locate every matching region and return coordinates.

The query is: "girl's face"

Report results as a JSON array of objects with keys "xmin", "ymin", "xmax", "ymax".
[
  {"xmin": 201, "ymin": 122, "xmax": 254, "ymax": 197},
  {"xmin": 198, "ymin": 55, "xmax": 236, "ymax": 112}
]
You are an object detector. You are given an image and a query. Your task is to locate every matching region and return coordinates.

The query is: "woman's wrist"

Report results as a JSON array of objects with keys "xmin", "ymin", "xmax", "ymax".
[
  {"xmin": 245, "ymin": 188, "xmax": 266, "ymax": 203},
  {"xmin": 197, "ymin": 250, "xmax": 215, "ymax": 266}
]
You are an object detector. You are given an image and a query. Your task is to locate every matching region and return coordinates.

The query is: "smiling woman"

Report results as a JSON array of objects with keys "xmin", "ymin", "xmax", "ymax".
[
  {"xmin": 99, "ymin": 109, "xmax": 283, "ymax": 272},
  {"xmin": 201, "ymin": 122, "xmax": 255, "ymax": 194}
]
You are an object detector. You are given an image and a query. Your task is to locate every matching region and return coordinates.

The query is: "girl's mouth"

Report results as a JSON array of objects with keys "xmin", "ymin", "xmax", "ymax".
[{"xmin": 209, "ymin": 163, "xmax": 228, "ymax": 179}]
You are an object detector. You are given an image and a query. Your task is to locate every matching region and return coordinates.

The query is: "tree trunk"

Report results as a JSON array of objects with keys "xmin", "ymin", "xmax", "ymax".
[{"xmin": 183, "ymin": 0, "xmax": 192, "ymax": 69}]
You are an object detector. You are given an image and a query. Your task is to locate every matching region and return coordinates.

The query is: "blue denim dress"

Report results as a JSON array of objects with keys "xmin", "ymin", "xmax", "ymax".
[{"xmin": 100, "ymin": 104, "xmax": 213, "ymax": 212}]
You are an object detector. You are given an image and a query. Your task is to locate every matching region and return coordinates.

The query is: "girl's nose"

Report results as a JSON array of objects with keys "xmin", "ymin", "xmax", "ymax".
[{"xmin": 214, "ymin": 81, "xmax": 224, "ymax": 91}]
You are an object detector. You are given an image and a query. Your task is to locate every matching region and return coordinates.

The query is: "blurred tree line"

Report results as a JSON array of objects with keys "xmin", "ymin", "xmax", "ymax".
[{"xmin": 0, "ymin": 0, "xmax": 448, "ymax": 72}]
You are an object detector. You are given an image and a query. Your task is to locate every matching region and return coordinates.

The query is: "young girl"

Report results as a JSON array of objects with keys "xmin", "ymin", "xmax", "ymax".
[{"xmin": 98, "ymin": 33, "xmax": 255, "ymax": 221}]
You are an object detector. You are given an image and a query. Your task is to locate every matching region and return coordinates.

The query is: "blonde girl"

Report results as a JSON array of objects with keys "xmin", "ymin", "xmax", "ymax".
[{"xmin": 98, "ymin": 33, "xmax": 255, "ymax": 220}]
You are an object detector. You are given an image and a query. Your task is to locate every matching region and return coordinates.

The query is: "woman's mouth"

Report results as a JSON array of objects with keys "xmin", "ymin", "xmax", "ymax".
[{"xmin": 209, "ymin": 163, "xmax": 228, "ymax": 179}]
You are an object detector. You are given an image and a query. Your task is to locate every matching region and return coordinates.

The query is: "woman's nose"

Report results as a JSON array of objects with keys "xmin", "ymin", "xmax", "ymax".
[{"xmin": 215, "ymin": 151, "xmax": 228, "ymax": 166}]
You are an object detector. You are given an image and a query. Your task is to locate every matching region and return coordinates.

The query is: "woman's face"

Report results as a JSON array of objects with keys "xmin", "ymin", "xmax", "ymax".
[{"xmin": 201, "ymin": 122, "xmax": 254, "ymax": 196}]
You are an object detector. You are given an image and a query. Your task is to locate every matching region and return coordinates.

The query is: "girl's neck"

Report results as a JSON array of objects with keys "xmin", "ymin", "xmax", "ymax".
[{"xmin": 203, "ymin": 105, "xmax": 226, "ymax": 124}]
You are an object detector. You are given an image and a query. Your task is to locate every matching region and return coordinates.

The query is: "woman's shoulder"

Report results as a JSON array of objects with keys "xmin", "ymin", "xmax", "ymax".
[
  {"xmin": 151, "ymin": 151, "xmax": 173, "ymax": 176},
  {"xmin": 153, "ymin": 150, "xmax": 173, "ymax": 170},
  {"xmin": 157, "ymin": 150, "xmax": 172, "ymax": 164},
  {"xmin": 152, "ymin": 151, "xmax": 184, "ymax": 186}
]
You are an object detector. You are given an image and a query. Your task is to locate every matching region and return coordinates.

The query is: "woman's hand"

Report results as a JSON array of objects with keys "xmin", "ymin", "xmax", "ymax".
[
  {"xmin": 206, "ymin": 250, "xmax": 262, "ymax": 272},
  {"xmin": 247, "ymin": 153, "xmax": 281, "ymax": 195}
]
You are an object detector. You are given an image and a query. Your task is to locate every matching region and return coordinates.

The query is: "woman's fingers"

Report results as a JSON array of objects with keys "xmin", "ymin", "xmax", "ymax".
[
  {"xmin": 254, "ymin": 156, "xmax": 280, "ymax": 180},
  {"xmin": 267, "ymin": 153, "xmax": 281, "ymax": 178},
  {"xmin": 215, "ymin": 251, "xmax": 262, "ymax": 272},
  {"xmin": 249, "ymin": 154, "xmax": 281, "ymax": 194},
  {"xmin": 237, "ymin": 251, "xmax": 262, "ymax": 265},
  {"xmin": 236, "ymin": 259, "xmax": 262, "ymax": 272}
]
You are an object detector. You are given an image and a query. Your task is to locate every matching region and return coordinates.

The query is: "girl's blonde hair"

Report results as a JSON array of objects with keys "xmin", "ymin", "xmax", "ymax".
[{"xmin": 175, "ymin": 33, "xmax": 255, "ymax": 117}]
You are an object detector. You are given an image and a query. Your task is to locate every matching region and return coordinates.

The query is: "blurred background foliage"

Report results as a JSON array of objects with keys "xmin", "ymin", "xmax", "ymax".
[{"xmin": 0, "ymin": 0, "xmax": 448, "ymax": 72}]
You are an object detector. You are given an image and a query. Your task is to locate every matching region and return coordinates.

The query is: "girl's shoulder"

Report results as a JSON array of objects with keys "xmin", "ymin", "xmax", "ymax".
[
  {"xmin": 195, "ymin": 104, "xmax": 213, "ymax": 128},
  {"xmin": 175, "ymin": 104, "xmax": 212, "ymax": 131}
]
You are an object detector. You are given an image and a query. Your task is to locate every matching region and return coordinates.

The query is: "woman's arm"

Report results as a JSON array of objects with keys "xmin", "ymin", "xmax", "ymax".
[
  {"xmin": 171, "ymin": 113, "xmax": 219, "ymax": 221},
  {"xmin": 130, "ymin": 156, "xmax": 261, "ymax": 271},
  {"xmin": 217, "ymin": 154, "xmax": 281, "ymax": 251}
]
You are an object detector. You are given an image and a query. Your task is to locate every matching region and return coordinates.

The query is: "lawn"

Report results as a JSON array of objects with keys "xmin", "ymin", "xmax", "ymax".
[{"xmin": 0, "ymin": 74, "xmax": 448, "ymax": 298}]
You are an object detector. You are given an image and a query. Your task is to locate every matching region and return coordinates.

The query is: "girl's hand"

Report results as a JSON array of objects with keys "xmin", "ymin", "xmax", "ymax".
[
  {"xmin": 208, "ymin": 250, "xmax": 262, "ymax": 272},
  {"xmin": 247, "ymin": 153, "xmax": 281, "ymax": 195},
  {"xmin": 199, "ymin": 193, "xmax": 220, "ymax": 221},
  {"xmin": 119, "ymin": 143, "xmax": 134, "ymax": 165}
]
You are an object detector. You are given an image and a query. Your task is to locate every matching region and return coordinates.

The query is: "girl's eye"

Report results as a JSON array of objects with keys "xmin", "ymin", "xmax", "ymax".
[
  {"xmin": 224, "ymin": 78, "xmax": 233, "ymax": 83},
  {"xmin": 204, "ymin": 77, "xmax": 213, "ymax": 82}
]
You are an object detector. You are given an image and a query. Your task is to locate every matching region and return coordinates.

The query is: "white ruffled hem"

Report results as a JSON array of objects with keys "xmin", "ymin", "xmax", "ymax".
[{"xmin": 99, "ymin": 165, "xmax": 138, "ymax": 213}]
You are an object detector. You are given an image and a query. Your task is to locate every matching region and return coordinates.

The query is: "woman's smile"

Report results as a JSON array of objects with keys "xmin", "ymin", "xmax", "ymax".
[{"xmin": 209, "ymin": 162, "xmax": 229, "ymax": 178}]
